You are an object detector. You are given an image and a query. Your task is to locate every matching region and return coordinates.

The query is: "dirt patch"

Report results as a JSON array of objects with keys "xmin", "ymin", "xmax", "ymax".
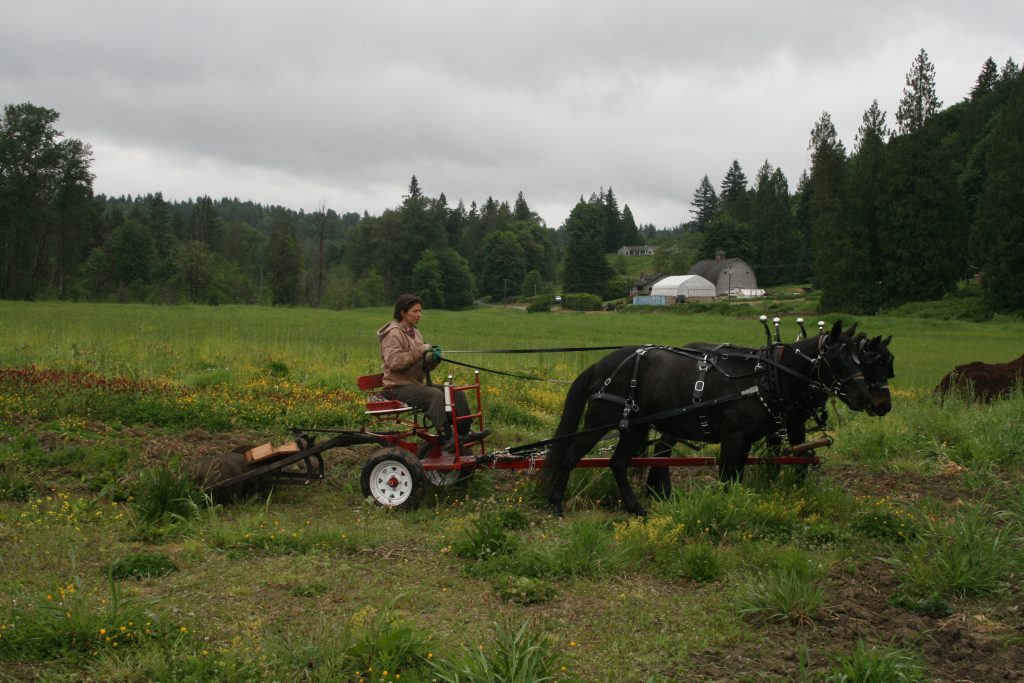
[
  {"xmin": 139, "ymin": 427, "xmax": 266, "ymax": 467},
  {"xmin": 825, "ymin": 462, "xmax": 975, "ymax": 506},
  {"xmin": 935, "ymin": 354, "xmax": 1024, "ymax": 402},
  {"xmin": 689, "ymin": 557, "xmax": 1024, "ymax": 682}
]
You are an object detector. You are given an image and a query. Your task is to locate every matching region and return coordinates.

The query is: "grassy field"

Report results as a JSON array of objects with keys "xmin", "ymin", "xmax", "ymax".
[{"xmin": 1, "ymin": 301, "xmax": 1023, "ymax": 682}]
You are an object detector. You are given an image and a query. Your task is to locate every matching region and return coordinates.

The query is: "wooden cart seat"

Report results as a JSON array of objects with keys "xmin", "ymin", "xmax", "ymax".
[{"xmin": 358, "ymin": 373, "xmax": 414, "ymax": 416}]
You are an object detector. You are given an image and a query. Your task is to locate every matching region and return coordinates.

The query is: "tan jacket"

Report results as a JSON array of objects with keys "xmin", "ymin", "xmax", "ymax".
[{"xmin": 377, "ymin": 321, "xmax": 440, "ymax": 387}]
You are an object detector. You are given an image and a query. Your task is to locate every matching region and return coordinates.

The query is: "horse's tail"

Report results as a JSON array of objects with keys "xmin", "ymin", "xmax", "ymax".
[{"xmin": 540, "ymin": 363, "xmax": 595, "ymax": 485}]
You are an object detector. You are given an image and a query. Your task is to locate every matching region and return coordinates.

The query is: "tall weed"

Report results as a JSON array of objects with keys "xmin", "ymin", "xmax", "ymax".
[
  {"xmin": 890, "ymin": 504, "xmax": 1011, "ymax": 600},
  {"xmin": 823, "ymin": 640, "xmax": 926, "ymax": 682},
  {"xmin": 430, "ymin": 619, "xmax": 560, "ymax": 683}
]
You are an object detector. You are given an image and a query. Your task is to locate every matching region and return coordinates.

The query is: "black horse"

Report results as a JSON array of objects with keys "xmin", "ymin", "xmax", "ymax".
[
  {"xmin": 544, "ymin": 321, "xmax": 885, "ymax": 516},
  {"xmin": 643, "ymin": 325, "xmax": 895, "ymax": 497}
]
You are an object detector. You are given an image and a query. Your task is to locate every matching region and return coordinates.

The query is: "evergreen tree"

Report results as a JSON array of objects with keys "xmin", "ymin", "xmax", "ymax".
[
  {"xmin": 690, "ymin": 175, "xmax": 718, "ymax": 231},
  {"xmin": 189, "ymin": 196, "xmax": 223, "ymax": 248},
  {"xmin": 749, "ymin": 162, "xmax": 800, "ymax": 285},
  {"xmin": 561, "ymin": 200, "xmax": 612, "ymax": 297},
  {"xmin": 895, "ymin": 49, "xmax": 942, "ymax": 136},
  {"xmin": 719, "ymin": 161, "xmax": 750, "ymax": 222},
  {"xmin": 1000, "ymin": 57, "xmax": 1020, "ymax": 81},
  {"xmin": 877, "ymin": 126, "xmax": 966, "ymax": 305},
  {"xmin": 621, "ymin": 205, "xmax": 640, "ymax": 245},
  {"xmin": 971, "ymin": 57, "xmax": 1000, "ymax": 100},
  {"xmin": 266, "ymin": 210, "xmax": 302, "ymax": 305},
  {"xmin": 602, "ymin": 187, "xmax": 624, "ymax": 251},
  {"xmin": 806, "ymin": 112, "xmax": 868, "ymax": 311},
  {"xmin": 401, "ymin": 175, "xmax": 446, "ymax": 260},
  {"xmin": 148, "ymin": 192, "xmax": 172, "ymax": 258},
  {"xmin": 513, "ymin": 191, "xmax": 532, "ymax": 221},
  {"xmin": 847, "ymin": 101, "xmax": 890, "ymax": 311},
  {"xmin": 973, "ymin": 76, "xmax": 1024, "ymax": 312},
  {"xmin": 445, "ymin": 200, "xmax": 467, "ymax": 250}
]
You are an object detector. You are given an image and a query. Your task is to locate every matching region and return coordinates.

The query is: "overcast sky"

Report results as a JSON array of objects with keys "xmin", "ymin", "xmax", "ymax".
[{"xmin": 2, "ymin": 1, "xmax": 1020, "ymax": 229}]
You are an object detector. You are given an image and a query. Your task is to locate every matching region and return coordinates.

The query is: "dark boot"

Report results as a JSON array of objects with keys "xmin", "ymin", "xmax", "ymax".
[{"xmin": 442, "ymin": 428, "xmax": 490, "ymax": 452}]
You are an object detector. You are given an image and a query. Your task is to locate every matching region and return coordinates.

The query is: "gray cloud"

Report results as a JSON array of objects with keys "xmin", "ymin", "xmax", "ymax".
[{"xmin": 3, "ymin": 1, "xmax": 1020, "ymax": 226}]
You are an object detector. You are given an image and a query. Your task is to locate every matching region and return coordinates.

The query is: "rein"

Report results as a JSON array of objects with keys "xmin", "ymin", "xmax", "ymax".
[{"xmin": 439, "ymin": 357, "xmax": 572, "ymax": 384}]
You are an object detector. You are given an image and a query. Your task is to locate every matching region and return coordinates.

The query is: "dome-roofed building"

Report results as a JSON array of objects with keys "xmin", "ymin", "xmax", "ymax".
[
  {"xmin": 648, "ymin": 274, "xmax": 717, "ymax": 303},
  {"xmin": 688, "ymin": 250, "xmax": 760, "ymax": 298}
]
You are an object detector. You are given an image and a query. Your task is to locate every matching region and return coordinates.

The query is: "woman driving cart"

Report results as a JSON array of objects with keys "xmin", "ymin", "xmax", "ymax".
[{"xmin": 377, "ymin": 294, "xmax": 488, "ymax": 452}]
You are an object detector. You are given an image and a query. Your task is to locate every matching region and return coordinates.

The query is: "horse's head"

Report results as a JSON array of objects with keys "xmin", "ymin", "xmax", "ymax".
[
  {"xmin": 814, "ymin": 321, "xmax": 875, "ymax": 412},
  {"xmin": 851, "ymin": 332, "xmax": 894, "ymax": 416}
]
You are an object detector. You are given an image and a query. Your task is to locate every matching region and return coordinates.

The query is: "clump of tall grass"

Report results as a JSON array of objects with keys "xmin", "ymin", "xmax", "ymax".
[
  {"xmin": 823, "ymin": 640, "xmax": 927, "ymax": 682},
  {"xmin": 131, "ymin": 464, "xmax": 206, "ymax": 526},
  {"xmin": 451, "ymin": 511, "xmax": 518, "ymax": 560},
  {"xmin": 0, "ymin": 577, "xmax": 159, "ymax": 661},
  {"xmin": 613, "ymin": 515, "xmax": 722, "ymax": 581},
  {"xmin": 430, "ymin": 619, "xmax": 560, "ymax": 683},
  {"xmin": 889, "ymin": 504, "xmax": 1011, "ymax": 600},
  {"xmin": 654, "ymin": 480, "xmax": 753, "ymax": 540},
  {"xmin": 737, "ymin": 550, "xmax": 827, "ymax": 625}
]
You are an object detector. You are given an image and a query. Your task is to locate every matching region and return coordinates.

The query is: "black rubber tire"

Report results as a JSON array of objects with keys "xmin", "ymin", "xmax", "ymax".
[{"xmin": 360, "ymin": 447, "xmax": 426, "ymax": 510}]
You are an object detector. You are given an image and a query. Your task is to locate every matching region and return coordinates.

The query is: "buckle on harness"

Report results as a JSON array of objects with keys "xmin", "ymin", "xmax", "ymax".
[{"xmin": 694, "ymin": 380, "xmax": 705, "ymax": 393}]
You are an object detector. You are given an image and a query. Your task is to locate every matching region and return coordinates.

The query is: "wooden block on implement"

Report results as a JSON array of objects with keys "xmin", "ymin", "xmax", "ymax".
[
  {"xmin": 272, "ymin": 442, "xmax": 301, "ymax": 456},
  {"xmin": 245, "ymin": 441, "xmax": 301, "ymax": 465},
  {"xmin": 244, "ymin": 442, "xmax": 274, "ymax": 464}
]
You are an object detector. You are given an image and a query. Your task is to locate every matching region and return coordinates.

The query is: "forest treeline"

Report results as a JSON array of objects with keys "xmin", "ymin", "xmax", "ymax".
[{"xmin": 1, "ymin": 50, "xmax": 1021, "ymax": 314}]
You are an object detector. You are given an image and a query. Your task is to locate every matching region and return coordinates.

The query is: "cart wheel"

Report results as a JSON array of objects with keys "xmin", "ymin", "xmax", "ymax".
[{"xmin": 361, "ymin": 447, "xmax": 425, "ymax": 509}]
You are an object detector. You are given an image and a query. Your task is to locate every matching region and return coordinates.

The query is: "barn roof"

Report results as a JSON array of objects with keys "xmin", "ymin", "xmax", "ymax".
[{"xmin": 688, "ymin": 257, "xmax": 752, "ymax": 282}]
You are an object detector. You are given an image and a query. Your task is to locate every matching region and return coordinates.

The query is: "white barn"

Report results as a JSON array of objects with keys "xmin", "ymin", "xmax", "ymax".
[{"xmin": 649, "ymin": 275, "xmax": 717, "ymax": 303}]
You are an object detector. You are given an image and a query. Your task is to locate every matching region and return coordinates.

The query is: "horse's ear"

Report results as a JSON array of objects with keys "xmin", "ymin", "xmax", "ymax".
[
  {"xmin": 882, "ymin": 335, "xmax": 892, "ymax": 347},
  {"xmin": 843, "ymin": 322, "xmax": 858, "ymax": 337},
  {"xmin": 829, "ymin": 320, "xmax": 843, "ymax": 341}
]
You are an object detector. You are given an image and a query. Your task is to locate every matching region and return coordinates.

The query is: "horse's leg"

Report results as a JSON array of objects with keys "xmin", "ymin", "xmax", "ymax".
[
  {"xmin": 547, "ymin": 429, "xmax": 607, "ymax": 516},
  {"xmin": 718, "ymin": 430, "xmax": 750, "ymax": 483},
  {"xmin": 785, "ymin": 413, "xmax": 811, "ymax": 482},
  {"xmin": 610, "ymin": 430, "xmax": 650, "ymax": 516},
  {"xmin": 646, "ymin": 435, "xmax": 673, "ymax": 499}
]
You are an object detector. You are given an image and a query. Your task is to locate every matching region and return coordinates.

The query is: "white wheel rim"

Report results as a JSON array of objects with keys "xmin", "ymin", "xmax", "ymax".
[
  {"xmin": 426, "ymin": 469, "xmax": 461, "ymax": 487},
  {"xmin": 368, "ymin": 460, "xmax": 414, "ymax": 506}
]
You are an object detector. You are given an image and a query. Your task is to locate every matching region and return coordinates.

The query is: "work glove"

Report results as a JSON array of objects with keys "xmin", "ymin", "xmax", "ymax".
[{"xmin": 429, "ymin": 345, "xmax": 443, "ymax": 361}]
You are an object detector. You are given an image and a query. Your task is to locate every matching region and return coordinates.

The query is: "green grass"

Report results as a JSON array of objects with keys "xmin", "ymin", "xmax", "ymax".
[
  {"xmin": 1, "ymin": 301, "xmax": 1024, "ymax": 680},
  {"xmin": 824, "ymin": 640, "xmax": 927, "ymax": 682}
]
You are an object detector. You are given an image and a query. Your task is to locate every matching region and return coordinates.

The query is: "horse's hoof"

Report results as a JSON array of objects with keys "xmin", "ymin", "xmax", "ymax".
[
  {"xmin": 551, "ymin": 505, "xmax": 564, "ymax": 518},
  {"xmin": 631, "ymin": 507, "xmax": 648, "ymax": 517}
]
